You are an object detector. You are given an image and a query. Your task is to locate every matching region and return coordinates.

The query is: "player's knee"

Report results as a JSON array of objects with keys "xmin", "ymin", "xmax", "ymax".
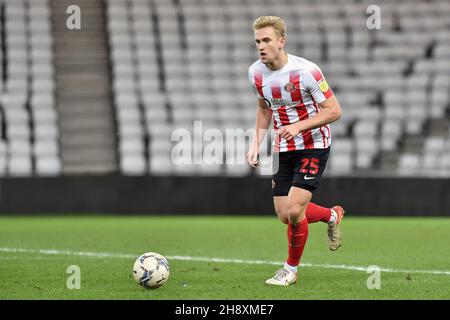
[{"xmin": 287, "ymin": 203, "xmax": 306, "ymax": 221}]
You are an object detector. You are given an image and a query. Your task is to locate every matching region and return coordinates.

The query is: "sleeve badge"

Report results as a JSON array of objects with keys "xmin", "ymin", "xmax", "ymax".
[{"xmin": 318, "ymin": 79, "xmax": 329, "ymax": 92}]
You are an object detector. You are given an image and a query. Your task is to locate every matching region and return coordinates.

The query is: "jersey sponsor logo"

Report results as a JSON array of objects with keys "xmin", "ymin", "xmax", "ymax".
[
  {"xmin": 284, "ymin": 82, "xmax": 297, "ymax": 93},
  {"xmin": 303, "ymin": 175, "xmax": 316, "ymax": 180},
  {"xmin": 318, "ymin": 79, "xmax": 329, "ymax": 93},
  {"xmin": 271, "ymin": 98, "xmax": 285, "ymax": 107},
  {"xmin": 270, "ymin": 98, "xmax": 298, "ymax": 108}
]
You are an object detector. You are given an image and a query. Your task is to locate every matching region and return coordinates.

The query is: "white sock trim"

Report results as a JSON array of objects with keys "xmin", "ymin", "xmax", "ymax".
[
  {"xmin": 284, "ymin": 262, "xmax": 298, "ymax": 273},
  {"xmin": 328, "ymin": 209, "xmax": 338, "ymax": 225}
]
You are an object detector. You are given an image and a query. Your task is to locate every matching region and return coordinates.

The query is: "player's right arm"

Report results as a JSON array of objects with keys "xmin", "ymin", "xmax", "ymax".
[{"xmin": 247, "ymin": 99, "xmax": 272, "ymax": 167}]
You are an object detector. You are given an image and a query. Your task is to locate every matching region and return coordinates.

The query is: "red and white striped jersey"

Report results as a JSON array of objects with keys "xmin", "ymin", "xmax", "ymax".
[{"xmin": 248, "ymin": 54, "xmax": 333, "ymax": 152}]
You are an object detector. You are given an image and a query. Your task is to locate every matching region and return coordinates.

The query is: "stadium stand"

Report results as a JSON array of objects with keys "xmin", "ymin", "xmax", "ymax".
[
  {"xmin": 0, "ymin": 0, "xmax": 60, "ymax": 176},
  {"xmin": 106, "ymin": 0, "xmax": 450, "ymax": 177},
  {"xmin": 52, "ymin": 0, "xmax": 118, "ymax": 174},
  {"xmin": 0, "ymin": 0, "xmax": 449, "ymax": 177}
]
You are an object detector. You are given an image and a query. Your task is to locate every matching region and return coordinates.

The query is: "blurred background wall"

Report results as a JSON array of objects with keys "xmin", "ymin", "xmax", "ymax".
[{"xmin": 0, "ymin": 0, "xmax": 449, "ymax": 215}]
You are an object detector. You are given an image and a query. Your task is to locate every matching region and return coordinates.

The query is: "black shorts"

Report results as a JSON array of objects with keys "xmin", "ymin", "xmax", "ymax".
[{"xmin": 272, "ymin": 147, "xmax": 330, "ymax": 196}]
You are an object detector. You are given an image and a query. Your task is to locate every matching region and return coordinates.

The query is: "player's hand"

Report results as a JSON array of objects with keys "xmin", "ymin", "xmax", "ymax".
[
  {"xmin": 246, "ymin": 147, "xmax": 259, "ymax": 168},
  {"xmin": 278, "ymin": 123, "xmax": 301, "ymax": 141}
]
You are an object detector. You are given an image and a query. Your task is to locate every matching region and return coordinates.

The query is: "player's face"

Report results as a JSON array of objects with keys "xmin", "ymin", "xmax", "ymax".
[{"xmin": 254, "ymin": 27, "xmax": 285, "ymax": 64}]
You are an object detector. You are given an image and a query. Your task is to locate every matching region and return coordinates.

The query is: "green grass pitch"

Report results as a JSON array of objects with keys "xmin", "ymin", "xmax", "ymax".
[{"xmin": 0, "ymin": 216, "xmax": 449, "ymax": 299}]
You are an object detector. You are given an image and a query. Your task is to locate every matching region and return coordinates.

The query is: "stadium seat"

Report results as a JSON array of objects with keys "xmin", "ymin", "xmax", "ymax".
[
  {"xmin": 35, "ymin": 157, "xmax": 62, "ymax": 176},
  {"xmin": 120, "ymin": 154, "xmax": 147, "ymax": 175},
  {"xmin": 398, "ymin": 153, "xmax": 421, "ymax": 175},
  {"xmin": 8, "ymin": 156, "xmax": 32, "ymax": 176}
]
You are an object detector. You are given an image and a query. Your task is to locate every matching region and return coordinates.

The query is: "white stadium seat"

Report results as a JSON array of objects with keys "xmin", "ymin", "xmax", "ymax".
[
  {"xmin": 35, "ymin": 157, "xmax": 62, "ymax": 176},
  {"xmin": 120, "ymin": 154, "xmax": 147, "ymax": 175}
]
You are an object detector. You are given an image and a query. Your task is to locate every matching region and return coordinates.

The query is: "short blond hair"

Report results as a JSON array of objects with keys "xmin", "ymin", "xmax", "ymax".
[{"xmin": 253, "ymin": 16, "xmax": 286, "ymax": 38}]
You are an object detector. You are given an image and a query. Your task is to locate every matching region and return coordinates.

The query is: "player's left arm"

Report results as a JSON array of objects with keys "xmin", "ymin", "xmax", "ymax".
[{"xmin": 278, "ymin": 67, "xmax": 342, "ymax": 141}]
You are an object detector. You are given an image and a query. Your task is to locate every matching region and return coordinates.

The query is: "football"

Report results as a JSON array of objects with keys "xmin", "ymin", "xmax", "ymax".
[{"xmin": 132, "ymin": 252, "xmax": 170, "ymax": 289}]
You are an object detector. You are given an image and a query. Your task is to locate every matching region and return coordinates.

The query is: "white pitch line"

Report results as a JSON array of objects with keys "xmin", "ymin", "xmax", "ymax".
[
  {"xmin": 1, "ymin": 247, "xmax": 450, "ymax": 276},
  {"xmin": 0, "ymin": 247, "xmax": 134, "ymax": 259},
  {"xmin": 0, "ymin": 256, "xmax": 48, "ymax": 260}
]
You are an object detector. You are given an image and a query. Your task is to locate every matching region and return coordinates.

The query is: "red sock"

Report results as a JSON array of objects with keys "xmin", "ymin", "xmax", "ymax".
[
  {"xmin": 305, "ymin": 202, "xmax": 331, "ymax": 224},
  {"xmin": 286, "ymin": 217, "xmax": 309, "ymax": 267}
]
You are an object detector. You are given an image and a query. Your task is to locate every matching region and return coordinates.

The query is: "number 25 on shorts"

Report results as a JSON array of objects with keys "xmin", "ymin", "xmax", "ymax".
[{"xmin": 299, "ymin": 158, "xmax": 319, "ymax": 175}]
